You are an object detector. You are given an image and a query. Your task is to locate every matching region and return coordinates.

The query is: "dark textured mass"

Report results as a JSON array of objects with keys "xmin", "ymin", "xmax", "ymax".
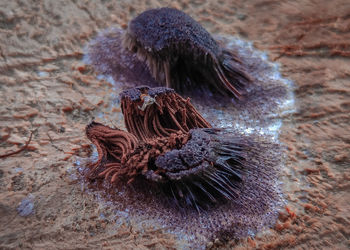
[
  {"xmin": 123, "ymin": 8, "xmax": 252, "ymax": 98},
  {"xmin": 126, "ymin": 7, "xmax": 219, "ymax": 56},
  {"xmin": 149, "ymin": 128, "xmax": 248, "ymax": 211},
  {"xmin": 85, "ymin": 121, "xmax": 283, "ymax": 242},
  {"xmin": 83, "ymin": 10, "xmax": 289, "ymax": 240},
  {"xmin": 85, "ymin": 85, "xmax": 251, "ymax": 211},
  {"xmin": 85, "ymin": 120, "xmax": 250, "ymax": 211}
]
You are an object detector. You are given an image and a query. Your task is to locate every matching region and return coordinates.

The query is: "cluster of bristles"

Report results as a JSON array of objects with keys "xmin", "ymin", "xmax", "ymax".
[
  {"xmin": 86, "ymin": 121, "xmax": 189, "ymax": 185},
  {"xmin": 120, "ymin": 86, "xmax": 211, "ymax": 140},
  {"xmin": 82, "ymin": 8, "xmax": 285, "ymax": 241},
  {"xmin": 122, "ymin": 8, "xmax": 252, "ymax": 98},
  {"xmin": 86, "ymin": 86, "xmax": 249, "ymax": 211},
  {"xmin": 84, "ymin": 8, "xmax": 259, "ymax": 211},
  {"xmin": 87, "ymin": 8, "xmax": 252, "ymax": 99}
]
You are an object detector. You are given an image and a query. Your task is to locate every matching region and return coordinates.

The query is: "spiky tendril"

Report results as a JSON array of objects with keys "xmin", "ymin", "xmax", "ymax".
[
  {"xmin": 120, "ymin": 86, "xmax": 211, "ymax": 141},
  {"xmin": 85, "ymin": 85, "xmax": 255, "ymax": 210},
  {"xmin": 86, "ymin": 122, "xmax": 190, "ymax": 184},
  {"xmin": 123, "ymin": 8, "xmax": 252, "ymax": 98},
  {"xmin": 86, "ymin": 119, "xmax": 250, "ymax": 211},
  {"xmin": 147, "ymin": 128, "xmax": 249, "ymax": 211},
  {"xmin": 85, "ymin": 122, "xmax": 139, "ymax": 181}
]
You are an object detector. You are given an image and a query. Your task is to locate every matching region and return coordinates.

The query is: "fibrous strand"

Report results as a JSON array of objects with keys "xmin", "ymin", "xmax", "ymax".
[{"xmin": 120, "ymin": 86, "xmax": 211, "ymax": 141}]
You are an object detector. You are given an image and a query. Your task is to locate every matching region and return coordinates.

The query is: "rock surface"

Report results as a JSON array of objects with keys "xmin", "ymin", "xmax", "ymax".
[{"xmin": 0, "ymin": 0, "xmax": 349, "ymax": 249}]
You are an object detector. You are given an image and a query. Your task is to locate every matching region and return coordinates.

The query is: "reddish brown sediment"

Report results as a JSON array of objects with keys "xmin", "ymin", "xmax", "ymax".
[
  {"xmin": 270, "ymin": 42, "xmax": 350, "ymax": 60},
  {"xmin": 120, "ymin": 86, "xmax": 211, "ymax": 140}
]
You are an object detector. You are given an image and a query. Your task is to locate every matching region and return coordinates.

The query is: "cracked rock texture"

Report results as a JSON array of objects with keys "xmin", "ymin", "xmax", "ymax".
[{"xmin": 0, "ymin": 0, "xmax": 349, "ymax": 249}]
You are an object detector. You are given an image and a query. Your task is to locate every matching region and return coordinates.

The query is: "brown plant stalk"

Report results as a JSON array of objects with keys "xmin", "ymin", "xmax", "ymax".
[
  {"xmin": 86, "ymin": 121, "xmax": 189, "ymax": 185},
  {"xmin": 120, "ymin": 86, "xmax": 211, "ymax": 141}
]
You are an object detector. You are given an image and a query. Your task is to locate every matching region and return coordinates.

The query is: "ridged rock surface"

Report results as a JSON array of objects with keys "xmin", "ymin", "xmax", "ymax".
[{"xmin": 0, "ymin": 0, "xmax": 349, "ymax": 249}]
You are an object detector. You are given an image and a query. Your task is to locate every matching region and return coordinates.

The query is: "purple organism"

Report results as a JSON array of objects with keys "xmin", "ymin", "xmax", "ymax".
[
  {"xmin": 84, "ymin": 86, "xmax": 284, "ymax": 245},
  {"xmin": 85, "ymin": 121, "xmax": 281, "ymax": 214},
  {"xmin": 85, "ymin": 8, "xmax": 252, "ymax": 98},
  {"xmin": 84, "ymin": 121, "xmax": 283, "ymax": 244},
  {"xmin": 82, "ymin": 7, "xmax": 293, "ymax": 246},
  {"xmin": 123, "ymin": 8, "xmax": 251, "ymax": 98}
]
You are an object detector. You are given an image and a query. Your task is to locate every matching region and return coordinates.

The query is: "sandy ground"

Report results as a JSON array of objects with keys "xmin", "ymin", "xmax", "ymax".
[{"xmin": 0, "ymin": 0, "xmax": 349, "ymax": 249}]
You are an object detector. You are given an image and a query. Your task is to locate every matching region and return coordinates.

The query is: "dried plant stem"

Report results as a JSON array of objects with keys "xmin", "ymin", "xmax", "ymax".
[
  {"xmin": 121, "ymin": 89, "xmax": 211, "ymax": 141},
  {"xmin": 0, "ymin": 132, "xmax": 33, "ymax": 158}
]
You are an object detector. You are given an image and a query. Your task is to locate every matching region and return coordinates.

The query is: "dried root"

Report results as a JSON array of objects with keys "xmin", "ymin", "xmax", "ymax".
[
  {"xmin": 120, "ymin": 86, "xmax": 211, "ymax": 141},
  {"xmin": 86, "ymin": 121, "xmax": 189, "ymax": 184},
  {"xmin": 0, "ymin": 131, "xmax": 33, "ymax": 158},
  {"xmin": 85, "ymin": 122, "xmax": 138, "ymax": 179},
  {"xmin": 86, "ymin": 86, "xmax": 252, "ymax": 211}
]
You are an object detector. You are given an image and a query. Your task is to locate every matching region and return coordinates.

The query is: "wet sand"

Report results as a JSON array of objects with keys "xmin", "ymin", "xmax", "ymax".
[{"xmin": 0, "ymin": 0, "xmax": 349, "ymax": 249}]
